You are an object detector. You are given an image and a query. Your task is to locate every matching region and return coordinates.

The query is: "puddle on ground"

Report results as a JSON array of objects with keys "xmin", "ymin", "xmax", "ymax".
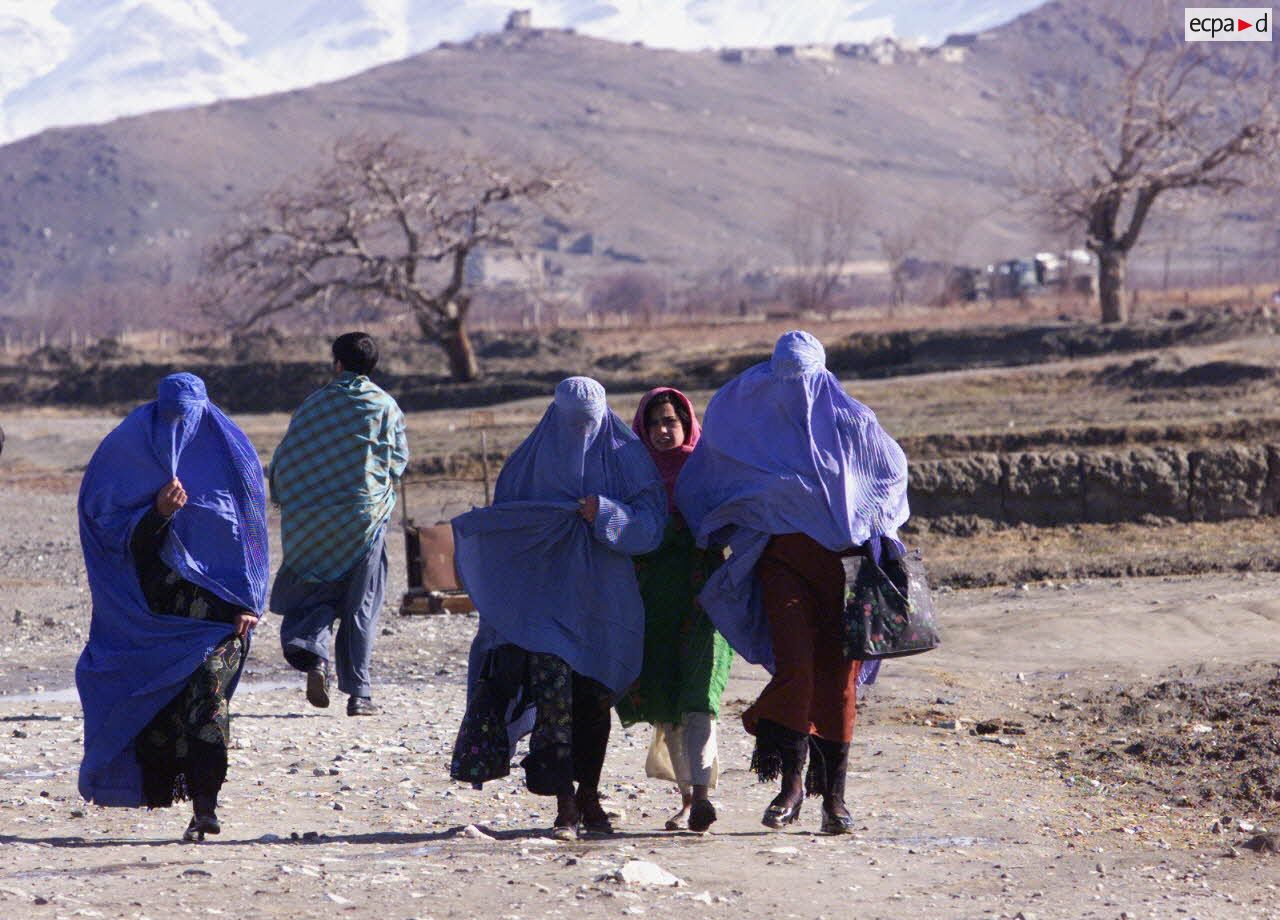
[
  {"xmin": 881, "ymin": 835, "xmax": 988, "ymax": 849},
  {"xmin": 0, "ymin": 679, "xmax": 298, "ymax": 705},
  {"xmin": 1, "ymin": 765, "xmax": 75, "ymax": 781},
  {"xmin": 2, "ymin": 686, "xmax": 79, "ymax": 704},
  {"xmin": 238, "ymin": 680, "xmax": 296, "ymax": 695},
  {"xmin": 12, "ymin": 859, "xmax": 183, "ymax": 880}
]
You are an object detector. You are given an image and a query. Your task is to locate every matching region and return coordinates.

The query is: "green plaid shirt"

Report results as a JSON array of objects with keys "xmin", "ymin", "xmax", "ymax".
[{"xmin": 269, "ymin": 373, "xmax": 408, "ymax": 582}]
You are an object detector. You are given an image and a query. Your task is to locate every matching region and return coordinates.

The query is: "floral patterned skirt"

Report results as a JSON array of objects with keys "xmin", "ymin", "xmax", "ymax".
[
  {"xmin": 135, "ymin": 635, "xmax": 244, "ymax": 808},
  {"xmin": 452, "ymin": 646, "xmax": 610, "ymax": 796}
]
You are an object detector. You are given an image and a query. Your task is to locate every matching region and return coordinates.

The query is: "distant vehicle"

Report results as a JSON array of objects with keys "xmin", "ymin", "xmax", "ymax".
[
  {"xmin": 1034, "ymin": 251, "xmax": 1064, "ymax": 285},
  {"xmin": 945, "ymin": 249, "xmax": 1096, "ymax": 303},
  {"xmin": 991, "ymin": 258, "xmax": 1040, "ymax": 298},
  {"xmin": 945, "ymin": 265, "xmax": 991, "ymax": 302},
  {"xmin": 1036, "ymin": 249, "xmax": 1095, "ymax": 288}
]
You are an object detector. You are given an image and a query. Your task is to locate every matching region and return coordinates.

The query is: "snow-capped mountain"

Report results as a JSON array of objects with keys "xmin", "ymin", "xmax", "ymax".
[{"xmin": 0, "ymin": 0, "xmax": 1042, "ymax": 145}]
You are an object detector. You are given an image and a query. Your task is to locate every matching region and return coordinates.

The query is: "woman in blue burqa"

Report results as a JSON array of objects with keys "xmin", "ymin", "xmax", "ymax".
[
  {"xmin": 675, "ymin": 331, "xmax": 909, "ymax": 835},
  {"xmin": 450, "ymin": 377, "xmax": 666, "ymax": 839},
  {"xmin": 77, "ymin": 373, "xmax": 268, "ymax": 841}
]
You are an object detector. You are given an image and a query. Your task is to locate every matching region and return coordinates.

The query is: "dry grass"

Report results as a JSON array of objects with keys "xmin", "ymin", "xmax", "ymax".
[{"xmin": 918, "ymin": 517, "xmax": 1280, "ymax": 587}]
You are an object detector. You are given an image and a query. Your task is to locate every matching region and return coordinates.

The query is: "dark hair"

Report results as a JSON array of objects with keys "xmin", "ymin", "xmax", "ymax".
[
  {"xmin": 332, "ymin": 331, "xmax": 378, "ymax": 376},
  {"xmin": 645, "ymin": 391, "xmax": 691, "ymax": 431}
]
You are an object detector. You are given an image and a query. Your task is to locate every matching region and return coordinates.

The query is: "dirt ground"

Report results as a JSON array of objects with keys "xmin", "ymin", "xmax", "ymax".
[{"xmin": 2, "ymin": 344, "xmax": 1279, "ymax": 920}]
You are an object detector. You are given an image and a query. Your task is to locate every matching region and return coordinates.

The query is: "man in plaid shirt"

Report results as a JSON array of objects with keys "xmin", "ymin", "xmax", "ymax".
[{"xmin": 268, "ymin": 332, "xmax": 409, "ymax": 716}]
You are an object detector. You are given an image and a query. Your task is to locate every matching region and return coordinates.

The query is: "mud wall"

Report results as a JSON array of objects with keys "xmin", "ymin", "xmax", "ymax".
[
  {"xmin": 816, "ymin": 311, "xmax": 1275, "ymax": 379},
  {"xmin": 0, "ymin": 361, "xmax": 555, "ymax": 412},
  {"xmin": 3, "ymin": 311, "xmax": 1276, "ymax": 412},
  {"xmin": 897, "ymin": 417, "xmax": 1280, "ymax": 461},
  {"xmin": 911, "ymin": 444, "xmax": 1280, "ymax": 525}
]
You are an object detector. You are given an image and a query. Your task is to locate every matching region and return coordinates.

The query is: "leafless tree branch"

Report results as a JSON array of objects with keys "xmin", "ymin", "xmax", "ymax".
[
  {"xmin": 781, "ymin": 183, "xmax": 862, "ymax": 317},
  {"xmin": 198, "ymin": 136, "xmax": 576, "ymax": 381},
  {"xmin": 1014, "ymin": 0, "xmax": 1279, "ymax": 321}
]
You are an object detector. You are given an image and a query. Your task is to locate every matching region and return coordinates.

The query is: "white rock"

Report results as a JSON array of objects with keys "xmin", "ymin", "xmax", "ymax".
[
  {"xmin": 459, "ymin": 824, "xmax": 495, "ymax": 840},
  {"xmin": 601, "ymin": 860, "xmax": 683, "ymax": 887}
]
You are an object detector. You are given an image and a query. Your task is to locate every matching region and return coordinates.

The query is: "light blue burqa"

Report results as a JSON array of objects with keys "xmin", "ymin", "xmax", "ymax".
[
  {"xmin": 76, "ymin": 374, "xmax": 268, "ymax": 806},
  {"xmin": 674, "ymin": 331, "xmax": 910, "ymax": 676},
  {"xmin": 452, "ymin": 377, "xmax": 666, "ymax": 696}
]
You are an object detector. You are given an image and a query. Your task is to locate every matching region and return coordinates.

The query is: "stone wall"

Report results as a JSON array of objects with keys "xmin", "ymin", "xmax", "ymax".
[{"xmin": 910, "ymin": 443, "xmax": 1280, "ymax": 525}]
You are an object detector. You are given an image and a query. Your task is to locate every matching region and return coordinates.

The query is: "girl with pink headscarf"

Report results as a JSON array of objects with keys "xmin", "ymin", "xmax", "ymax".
[{"xmin": 615, "ymin": 387, "xmax": 733, "ymax": 833}]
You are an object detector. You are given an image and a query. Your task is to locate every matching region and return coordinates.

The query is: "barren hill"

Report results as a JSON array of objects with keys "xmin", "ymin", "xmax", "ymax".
[{"xmin": 0, "ymin": 0, "xmax": 1269, "ymax": 329}]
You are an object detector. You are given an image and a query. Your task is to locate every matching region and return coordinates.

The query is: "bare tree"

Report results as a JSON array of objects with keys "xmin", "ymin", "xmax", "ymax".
[
  {"xmin": 877, "ymin": 207, "xmax": 979, "ymax": 308},
  {"xmin": 920, "ymin": 206, "xmax": 980, "ymax": 306},
  {"xmin": 1017, "ymin": 1, "xmax": 1279, "ymax": 323},
  {"xmin": 1259, "ymin": 189, "xmax": 1280, "ymax": 285},
  {"xmin": 687, "ymin": 254, "xmax": 756, "ymax": 320},
  {"xmin": 780, "ymin": 183, "xmax": 861, "ymax": 316},
  {"xmin": 508, "ymin": 249, "xmax": 576, "ymax": 330},
  {"xmin": 878, "ymin": 225, "xmax": 919, "ymax": 308},
  {"xmin": 587, "ymin": 270, "xmax": 666, "ymax": 324},
  {"xmin": 199, "ymin": 137, "xmax": 573, "ymax": 381}
]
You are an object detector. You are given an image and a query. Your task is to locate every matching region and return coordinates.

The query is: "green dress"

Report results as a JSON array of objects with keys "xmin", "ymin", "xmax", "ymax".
[{"xmin": 616, "ymin": 513, "xmax": 733, "ymax": 726}]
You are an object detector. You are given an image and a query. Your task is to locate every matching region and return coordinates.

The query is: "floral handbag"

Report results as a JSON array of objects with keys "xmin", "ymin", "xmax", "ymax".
[{"xmin": 841, "ymin": 547, "xmax": 940, "ymax": 660}]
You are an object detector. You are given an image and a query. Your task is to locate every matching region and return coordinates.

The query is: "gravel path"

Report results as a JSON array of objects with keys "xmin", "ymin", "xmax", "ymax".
[{"xmin": 1, "ymin": 410, "xmax": 1278, "ymax": 920}]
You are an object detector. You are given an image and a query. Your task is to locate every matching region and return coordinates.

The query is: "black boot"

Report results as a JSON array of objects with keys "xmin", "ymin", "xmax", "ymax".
[
  {"xmin": 810, "ymin": 737, "xmax": 854, "ymax": 835},
  {"xmin": 575, "ymin": 785, "xmax": 615, "ymax": 836},
  {"xmin": 754, "ymin": 719, "xmax": 809, "ymax": 829},
  {"xmin": 183, "ymin": 741, "xmax": 226, "ymax": 842},
  {"xmin": 570, "ymin": 674, "xmax": 614, "ymax": 836},
  {"xmin": 183, "ymin": 792, "xmax": 221, "ymax": 842}
]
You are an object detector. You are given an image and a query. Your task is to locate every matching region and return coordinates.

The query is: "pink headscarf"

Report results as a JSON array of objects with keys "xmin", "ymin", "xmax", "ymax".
[{"xmin": 632, "ymin": 387, "xmax": 701, "ymax": 511}]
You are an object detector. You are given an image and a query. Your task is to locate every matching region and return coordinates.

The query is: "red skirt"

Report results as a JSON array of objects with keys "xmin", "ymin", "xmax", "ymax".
[{"xmin": 742, "ymin": 533, "xmax": 861, "ymax": 743}]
